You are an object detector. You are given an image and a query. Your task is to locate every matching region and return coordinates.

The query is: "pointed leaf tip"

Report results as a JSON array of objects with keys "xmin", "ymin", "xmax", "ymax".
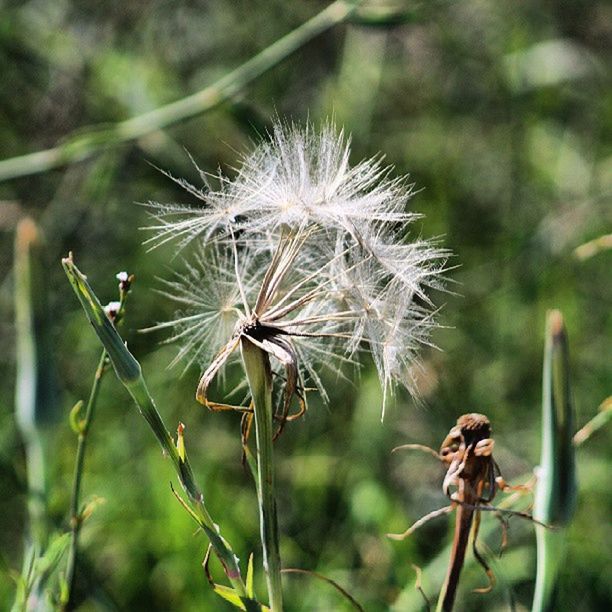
[
  {"xmin": 246, "ymin": 553, "xmax": 255, "ymax": 598},
  {"xmin": 548, "ymin": 309, "xmax": 564, "ymax": 339},
  {"xmin": 176, "ymin": 422, "xmax": 186, "ymax": 462}
]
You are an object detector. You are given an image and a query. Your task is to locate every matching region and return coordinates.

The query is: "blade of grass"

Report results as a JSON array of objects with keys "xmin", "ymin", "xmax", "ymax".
[
  {"xmin": 61, "ymin": 253, "xmax": 258, "ymax": 608},
  {"xmin": 13, "ymin": 217, "xmax": 52, "ymax": 609},
  {"xmin": 531, "ymin": 310, "xmax": 576, "ymax": 612},
  {"xmin": 64, "ymin": 275, "xmax": 132, "ymax": 607},
  {"xmin": 14, "ymin": 218, "xmax": 56, "ymax": 550}
]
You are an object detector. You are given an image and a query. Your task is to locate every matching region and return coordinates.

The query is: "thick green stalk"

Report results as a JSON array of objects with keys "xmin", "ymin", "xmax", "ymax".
[
  {"xmin": 0, "ymin": 0, "xmax": 359, "ymax": 182},
  {"xmin": 64, "ymin": 350, "xmax": 107, "ymax": 604},
  {"xmin": 241, "ymin": 339, "xmax": 283, "ymax": 612},
  {"xmin": 14, "ymin": 219, "xmax": 51, "ymax": 550},
  {"xmin": 14, "ymin": 218, "xmax": 61, "ymax": 610},
  {"xmin": 532, "ymin": 310, "xmax": 576, "ymax": 612},
  {"xmin": 61, "ymin": 255, "xmax": 252, "ymax": 603}
]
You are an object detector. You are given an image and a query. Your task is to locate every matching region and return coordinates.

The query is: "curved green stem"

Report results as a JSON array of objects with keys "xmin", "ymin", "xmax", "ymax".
[
  {"xmin": 64, "ymin": 350, "xmax": 107, "ymax": 606},
  {"xmin": 14, "ymin": 218, "xmax": 52, "ymax": 551},
  {"xmin": 0, "ymin": 0, "xmax": 359, "ymax": 182}
]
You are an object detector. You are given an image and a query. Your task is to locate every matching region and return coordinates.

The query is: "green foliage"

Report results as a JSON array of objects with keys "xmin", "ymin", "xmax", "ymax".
[
  {"xmin": 62, "ymin": 255, "xmax": 263, "ymax": 610},
  {"xmin": 11, "ymin": 533, "xmax": 70, "ymax": 612}
]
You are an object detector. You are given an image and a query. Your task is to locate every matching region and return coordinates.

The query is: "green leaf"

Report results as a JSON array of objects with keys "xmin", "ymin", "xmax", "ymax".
[
  {"xmin": 243, "ymin": 445, "xmax": 258, "ymax": 492},
  {"xmin": 10, "ymin": 573, "xmax": 27, "ymax": 612},
  {"xmin": 62, "ymin": 255, "xmax": 250, "ymax": 600},
  {"xmin": 69, "ymin": 400, "xmax": 85, "ymax": 434},
  {"xmin": 212, "ymin": 584, "xmax": 247, "ymax": 610},
  {"xmin": 62, "ymin": 254, "xmax": 175, "ymax": 459},
  {"xmin": 246, "ymin": 553, "xmax": 255, "ymax": 599},
  {"xmin": 14, "ymin": 218, "xmax": 57, "ymax": 554},
  {"xmin": 169, "ymin": 482, "xmax": 202, "ymax": 526},
  {"xmin": 15, "ymin": 217, "xmax": 59, "ymax": 432},
  {"xmin": 535, "ymin": 310, "xmax": 577, "ymax": 526},
  {"xmin": 532, "ymin": 310, "xmax": 577, "ymax": 612},
  {"xmin": 58, "ymin": 572, "xmax": 69, "ymax": 606},
  {"xmin": 34, "ymin": 533, "xmax": 70, "ymax": 582},
  {"xmin": 62, "ymin": 253, "xmax": 141, "ymax": 385}
]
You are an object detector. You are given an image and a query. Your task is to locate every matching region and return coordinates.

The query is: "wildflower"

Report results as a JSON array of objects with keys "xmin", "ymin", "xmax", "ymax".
[
  {"xmin": 116, "ymin": 270, "xmax": 133, "ymax": 293},
  {"xmin": 104, "ymin": 301, "xmax": 121, "ymax": 320},
  {"xmin": 146, "ymin": 122, "xmax": 447, "ymax": 417}
]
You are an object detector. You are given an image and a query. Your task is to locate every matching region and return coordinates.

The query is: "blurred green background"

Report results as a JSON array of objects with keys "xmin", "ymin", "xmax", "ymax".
[{"xmin": 0, "ymin": 1, "xmax": 610, "ymax": 610}]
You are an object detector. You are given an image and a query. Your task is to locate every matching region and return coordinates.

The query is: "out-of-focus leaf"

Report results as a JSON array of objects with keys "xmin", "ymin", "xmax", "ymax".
[
  {"xmin": 33, "ymin": 533, "xmax": 70, "ymax": 582},
  {"xmin": 573, "ymin": 397, "xmax": 612, "ymax": 445},
  {"xmin": 350, "ymin": 5, "xmax": 419, "ymax": 26},
  {"xmin": 532, "ymin": 310, "xmax": 577, "ymax": 612},
  {"xmin": 504, "ymin": 39, "xmax": 599, "ymax": 91}
]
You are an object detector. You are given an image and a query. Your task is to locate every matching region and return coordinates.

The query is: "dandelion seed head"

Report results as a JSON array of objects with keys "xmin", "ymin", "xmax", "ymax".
[{"xmin": 145, "ymin": 121, "xmax": 449, "ymax": 415}]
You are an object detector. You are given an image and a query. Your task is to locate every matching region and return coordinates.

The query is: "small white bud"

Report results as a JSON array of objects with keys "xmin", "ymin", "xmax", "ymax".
[{"xmin": 104, "ymin": 301, "xmax": 121, "ymax": 318}]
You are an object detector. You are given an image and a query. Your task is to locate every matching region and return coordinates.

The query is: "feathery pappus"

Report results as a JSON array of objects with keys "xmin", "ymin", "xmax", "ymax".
[{"xmin": 144, "ymin": 121, "xmax": 448, "ymax": 418}]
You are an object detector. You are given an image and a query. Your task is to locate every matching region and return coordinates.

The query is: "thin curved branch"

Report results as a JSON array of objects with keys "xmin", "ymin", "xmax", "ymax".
[{"xmin": 0, "ymin": 1, "xmax": 360, "ymax": 182}]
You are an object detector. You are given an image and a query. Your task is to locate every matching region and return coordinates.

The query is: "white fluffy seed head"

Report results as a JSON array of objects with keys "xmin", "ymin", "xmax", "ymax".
[{"xmin": 146, "ymin": 121, "xmax": 448, "ymax": 414}]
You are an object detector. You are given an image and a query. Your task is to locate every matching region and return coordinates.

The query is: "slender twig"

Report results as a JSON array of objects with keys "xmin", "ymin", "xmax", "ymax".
[
  {"xmin": 241, "ymin": 339, "xmax": 283, "ymax": 611},
  {"xmin": 0, "ymin": 0, "xmax": 360, "ymax": 182},
  {"xmin": 573, "ymin": 397, "xmax": 612, "ymax": 445},
  {"xmin": 63, "ymin": 350, "xmax": 107, "ymax": 606}
]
